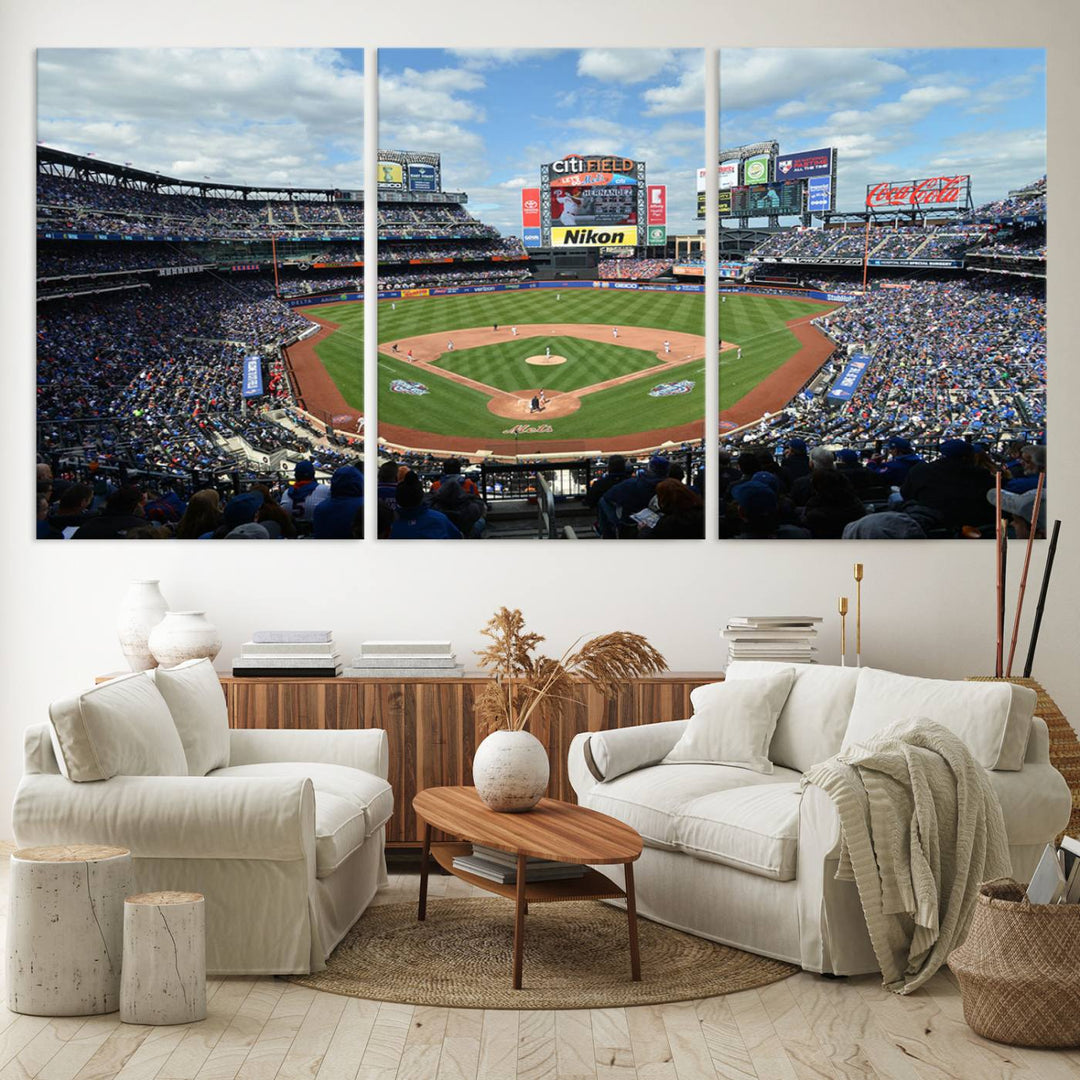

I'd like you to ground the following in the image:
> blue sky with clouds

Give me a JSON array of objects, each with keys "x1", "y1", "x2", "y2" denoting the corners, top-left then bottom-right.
[
  {"x1": 37, "y1": 49, "x2": 365, "y2": 189},
  {"x1": 378, "y1": 49, "x2": 704, "y2": 235},
  {"x1": 720, "y1": 48, "x2": 1046, "y2": 214}
]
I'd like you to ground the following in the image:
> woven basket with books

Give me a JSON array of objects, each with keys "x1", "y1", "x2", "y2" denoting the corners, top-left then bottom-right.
[{"x1": 949, "y1": 879, "x2": 1080, "y2": 1048}]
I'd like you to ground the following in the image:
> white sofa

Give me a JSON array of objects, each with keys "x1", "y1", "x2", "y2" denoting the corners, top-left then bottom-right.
[
  {"x1": 12, "y1": 661, "x2": 392, "y2": 976},
  {"x1": 568, "y1": 663, "x2": 1072, "y2": 976}
]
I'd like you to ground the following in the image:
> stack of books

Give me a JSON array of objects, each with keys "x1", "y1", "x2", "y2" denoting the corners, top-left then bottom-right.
[
  {"x1": 1027, "y1": 836, "x2": 1080, "y2": 904},
  {"x1": 344, "y1": 641, "x2": 464, "y2": 679},
  {"x1": 451, "y1": 844, "x2": 587, "y2": 885},
  {"x1": 723, "y1": 616, "x2": 822, "y2": 665},
  {"x1": 232, "y1": 631, "x2": 341, "y2": 677}
]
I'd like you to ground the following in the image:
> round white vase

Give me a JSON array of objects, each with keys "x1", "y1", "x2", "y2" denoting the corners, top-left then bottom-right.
[
  {"x1": 148, "y1": 611, "x2": 222, "y2": 669},
  {"x1": 472, "y1": 729, "x2": 550, "y2": 812},
  {"x1": 116, "y1": 580, "x2": 169, "y2": 672}
]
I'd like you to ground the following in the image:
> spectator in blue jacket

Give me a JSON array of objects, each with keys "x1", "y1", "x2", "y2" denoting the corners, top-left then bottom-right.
[
  {"x1": 312, "y1": 466, "x2": 364, "y2": 539},
  {"x1": 598, "y1": 455, "x2": 670, "y2": 538},
  {"x1": 390, "y1": 471, "x2": 461, "y2": 539}
]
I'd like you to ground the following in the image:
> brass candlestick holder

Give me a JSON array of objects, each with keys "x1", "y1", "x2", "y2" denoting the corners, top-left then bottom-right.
[
  {"x1": 838, "y1": 596, "x2": 849, "y2": 667},
  {"x1": 853, "y1": 563, "x2": 864, "y2": 667}
]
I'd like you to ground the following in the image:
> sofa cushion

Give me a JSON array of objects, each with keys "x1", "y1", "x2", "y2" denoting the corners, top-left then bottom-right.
[
  {"x1": 311, "y1": 792, "x2": 369, "y2": 878},
  {"x1": 49, "y1": 672, "x2": 187, "y2": 781},
  {"x1": 582, "y1": 762, "x2": 802, "y2": 852},
  {"x1": 725, "y1": 661, "x2": 859, "y2": 772},
  {"x1": 150, "y1": 659, "x2": 230, "y2": 775},
  {"x1": 843, "y1": 668, "x2": 1036, "y2": 771},
  {"x1": 210, "y1": 762, "x2": 393, "y2": 838},
  {"x1": 663, "y1": 670, "x2": 795, "y2": 774},
  {"x1": 677, "y1": 783, "x2": 802, "y2": 881}
]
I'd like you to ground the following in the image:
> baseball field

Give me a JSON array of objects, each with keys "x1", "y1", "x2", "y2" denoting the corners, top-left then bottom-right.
[{"x1": 286, "y1": 288, "x2": 837, "y2": 453}]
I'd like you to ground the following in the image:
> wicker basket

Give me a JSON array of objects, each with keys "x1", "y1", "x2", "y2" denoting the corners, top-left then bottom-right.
[{"x1": 949, "y1": 879, "x2": 1080, "y2": 1048}]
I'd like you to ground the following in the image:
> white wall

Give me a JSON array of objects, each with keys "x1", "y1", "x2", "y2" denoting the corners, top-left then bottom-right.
[{"x1": 3, "y1": 0, "x2": 1078, "y2": 836}]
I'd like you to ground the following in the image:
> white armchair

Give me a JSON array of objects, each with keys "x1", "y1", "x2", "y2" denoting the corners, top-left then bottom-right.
[{"x1": 12, "y1": 663, "x2": 392, "y2": 975}]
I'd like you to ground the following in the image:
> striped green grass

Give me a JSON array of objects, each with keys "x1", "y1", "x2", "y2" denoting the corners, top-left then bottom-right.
[
  {"x1": 719, "y1": 293, "x2": 834, "y2": 410},
  {"x1": 378, "y1": 288, "x2": 704, "y2": 340},
  {"x1": 376, "y1": 288, "x2": 704, "y2": 442},
  {"x1": 310, "y1": 301, "x2": 364, "y2": 410},
  {"x1": 431, "y1": 336, "x2": 661, "y2": 394},
  {"x1": 379, "y1": 352, "x2": 704, "y2": 442}
]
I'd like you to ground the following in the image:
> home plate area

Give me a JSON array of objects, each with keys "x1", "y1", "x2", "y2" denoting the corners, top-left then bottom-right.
[{"x1": 486, "y1": 390, "x2": 581, "y2": 420}]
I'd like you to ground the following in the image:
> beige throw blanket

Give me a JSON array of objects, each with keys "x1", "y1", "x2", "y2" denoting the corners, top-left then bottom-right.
[{"x1": 802, "y1": 718, "x2": 1011, "y2": 994}]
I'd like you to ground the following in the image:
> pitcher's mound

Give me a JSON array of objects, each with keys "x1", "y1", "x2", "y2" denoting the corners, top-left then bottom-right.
[
  {"x1": 525, "y1": 354, "x2": 567, "y2": 366},
  {"x1": 486, "y1": 391, "x2": 581, "y2": 420}
]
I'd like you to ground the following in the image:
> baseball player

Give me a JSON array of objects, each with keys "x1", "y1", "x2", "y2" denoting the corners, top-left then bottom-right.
[
  {"x1": 663, "y1": 340, "x2": 671, "y2": 355},
  {"x1": 511, "y1": 326, "x2": 518, "y2": 337},
  {"x1": 545, "y1": 346, "x2": 551, "y2": 358},
  {"x1": 555, "y1": 189, "x2": 581, "y2": 226},
  {"x1": 391, "y1": 302, "x2": 396, "y2": 311},
  {"x1": 612, "y1": 327, "x2": 619, "y2": 339},
  {"x1": 447, "y1": 340, "x2": 454, "y2": 351},
  {"x1": 737, "y1": 347, "x2": 742, "y2": 360}
]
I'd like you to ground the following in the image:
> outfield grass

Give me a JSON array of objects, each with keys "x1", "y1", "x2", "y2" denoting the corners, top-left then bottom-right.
[
  {"x1": 310, "y1": 301, "x2": 364, "y2": 410},
  {"x1": 378, "y1": 288, "x2": 703, "y2": 341},
  {"x1": 431, "y1": 336, "x2": 661, "y2": 393},
  {"x1": 719, "y1": 293, "x2": 833, "y2": 410}
]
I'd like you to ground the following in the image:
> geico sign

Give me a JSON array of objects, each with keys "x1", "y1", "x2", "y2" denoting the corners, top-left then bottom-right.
[
  {"x1": 866, "y1": 176, "x2": 969, "y2": 207},
  {"x1": 551, "y1": 226, "x2": 636, "y2": 246},
  {"x1": 551, "y1": 156, "x2": 635, "y2": 175}
]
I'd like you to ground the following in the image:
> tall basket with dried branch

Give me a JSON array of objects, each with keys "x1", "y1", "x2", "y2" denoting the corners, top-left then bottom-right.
[{"x1": 471, "y1": 607, "x2": 666, "y2": 811}]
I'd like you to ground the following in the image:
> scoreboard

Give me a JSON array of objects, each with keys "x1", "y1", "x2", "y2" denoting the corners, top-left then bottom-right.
[{"x1": 719, "y1": 181, "x2": 803, "y2": 218}]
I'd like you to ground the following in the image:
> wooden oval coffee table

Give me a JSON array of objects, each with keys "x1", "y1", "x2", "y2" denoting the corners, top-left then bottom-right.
[{"x1": 413, "y1": 786, "x2": 644, "y2": 990}]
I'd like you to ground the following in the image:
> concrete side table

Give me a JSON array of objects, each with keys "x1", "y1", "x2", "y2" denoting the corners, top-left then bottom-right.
[
  {"x1": 120, "y1": 891, "x2": 207, "y2": 1025},
  {"x1": 7, "y1": 844, "x2": 132, "y2": 1015}
]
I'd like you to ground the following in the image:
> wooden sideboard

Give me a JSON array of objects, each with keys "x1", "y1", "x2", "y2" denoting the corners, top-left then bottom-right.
[{"x1": 220, "y1": 672, "x2": 722, "y2": 848}]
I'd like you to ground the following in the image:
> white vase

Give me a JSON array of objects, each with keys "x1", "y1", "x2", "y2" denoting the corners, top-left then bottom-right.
[
  {"x1": 148, "y1": 611, "x2": 222, "y2": 669},
  {"x1": 472, "y1": 729, "x2": 550, "y2": 812},
  {"x1": 116, "y1": 580, "x2": 169, "y2": 672}
]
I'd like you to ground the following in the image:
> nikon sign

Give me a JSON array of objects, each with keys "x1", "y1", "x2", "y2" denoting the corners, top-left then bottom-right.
[{"x1": 550, "y1": 225, "x2": 637, "y2": 247}]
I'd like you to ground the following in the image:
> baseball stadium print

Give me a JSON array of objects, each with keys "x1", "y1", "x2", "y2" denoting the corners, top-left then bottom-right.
[
  {"x1": 715, "y1": 48, "x2": 1046, "y2": 541},
  {"x1": 36, "y1": 48, "x2": 366, "y2": 540},
  {"x1": 377, "y1": 48, "x2": 705, "y2": 539}
]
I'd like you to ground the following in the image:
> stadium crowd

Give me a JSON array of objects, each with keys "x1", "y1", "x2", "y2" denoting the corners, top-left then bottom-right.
[
  {"x1": 713, "y1": 437, "x2": 1045, "y2": 540},
  {"x1": 598, "y1": 258, "x2": 674, "y2": 280}
]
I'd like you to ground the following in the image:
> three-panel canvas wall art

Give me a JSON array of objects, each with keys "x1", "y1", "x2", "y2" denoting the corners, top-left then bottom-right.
[{"x1": 35, "y1": 48, "x2": 1046, "y2": 540}]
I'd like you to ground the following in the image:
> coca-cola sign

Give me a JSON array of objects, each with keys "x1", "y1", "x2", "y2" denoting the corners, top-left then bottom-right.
[{"x1": 865, "y1": 175, "x2": 970, "y2": 208}]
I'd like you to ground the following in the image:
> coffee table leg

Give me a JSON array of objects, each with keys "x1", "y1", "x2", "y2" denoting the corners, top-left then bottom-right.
[
  {"x1": 512, "y1": 852, "x2": 527, "y2": 989},
  {"x1": 625, "y1": 861, "x2": 641, "y2": 981},
  {"x1": 417, "y1": 822, "x2": 432, "y2": 922}
]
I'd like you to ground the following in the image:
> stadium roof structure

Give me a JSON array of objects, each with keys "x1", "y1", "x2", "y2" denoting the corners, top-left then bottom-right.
[{"x1": 37, "y1": 146, "x2": 349, "y2": 201}]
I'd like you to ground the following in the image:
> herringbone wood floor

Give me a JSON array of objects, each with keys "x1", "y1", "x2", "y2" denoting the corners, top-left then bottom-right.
[{"x1": 1, "y1": 852, "x2": 1078, "y2": 1080}]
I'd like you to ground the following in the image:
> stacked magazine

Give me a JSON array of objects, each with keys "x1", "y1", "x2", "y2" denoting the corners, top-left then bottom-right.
[
  {"x1": 232, "y1": 631, "x2": 341, "y2": 677},
  {"x1": 344, "y1": 640, "x2": 464, "y2": 679},
  {"x1": 452, "y1": 844, "x2": 587, "y2": 885},
  {"x1": 1026, "y1": 836, "x2": 1080, "y2": 904},
  {"x1": 723, "y1": 616, "x2": 822, "y2": 665}
]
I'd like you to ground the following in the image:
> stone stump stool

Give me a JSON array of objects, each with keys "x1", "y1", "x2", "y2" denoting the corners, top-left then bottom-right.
[
  {"x1": 7, "y1": 844, "x2": 132, "y2": 1015},
  {"x1": 120, "y1": 891, "x2": 207, "y2": 1025}
]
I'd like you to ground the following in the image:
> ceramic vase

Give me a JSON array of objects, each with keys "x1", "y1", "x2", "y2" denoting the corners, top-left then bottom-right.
[
  {"x1": 472, "y1": 729, "x2": 549, "y2": 812},
  {"x1": 148, "y1": 611, "x2": 222, "y2": 669},
  {"x1": 116, "y1": 580, "x2": 169, "y2": 671}
]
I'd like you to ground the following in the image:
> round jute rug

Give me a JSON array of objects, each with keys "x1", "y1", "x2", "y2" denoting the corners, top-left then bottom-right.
[{"x1": 287, "y1": 898, "x2": 797, "y2": 1009}]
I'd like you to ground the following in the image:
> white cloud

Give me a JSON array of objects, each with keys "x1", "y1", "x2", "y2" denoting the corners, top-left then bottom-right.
[
  {"x1": 37, "y1": 48, "x2": 366, "y2": 188},
  {"x1": 448, "y1": 49, "x2": 564, "y2": 70},
  {"x1": 577, "y1": 49, "x2": 675, "y2": 84},
  {"x1": 643, "y1": 54, "x2": 704, "y2": 117},
  {"x1": 498, "y1": 177, "x2": 528, "y2": 189},
  {"x1": 721, "y1": 49, "x2": 907, "y2": 113}
]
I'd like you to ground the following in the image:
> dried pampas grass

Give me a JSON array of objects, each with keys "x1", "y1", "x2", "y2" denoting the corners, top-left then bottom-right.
[{"x1": 475, "y1": 607, "x2": 666, "y2": 734}]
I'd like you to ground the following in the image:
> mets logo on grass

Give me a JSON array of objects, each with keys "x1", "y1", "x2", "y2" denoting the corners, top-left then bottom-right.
[
  {"x1": 649, "y1": 380, "x2": 695, "y2": 398},
  {"x1": 390, "y1": 380, "x2": 429, "y2": 396}
]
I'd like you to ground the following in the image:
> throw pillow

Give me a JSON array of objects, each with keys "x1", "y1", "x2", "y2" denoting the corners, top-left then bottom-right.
[
  {"x1": 150, "y1": 658, "x2": 231, "y2": 775},
  {"x1": 663, "y1": 670, "x2": 796, "y2": 774},
  {"x1": 49, "y1": 672, "x2": 188, "y2": 781},
  {"x1": 842, "y1": 668, "x2": 1037, "y2": 771}
]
